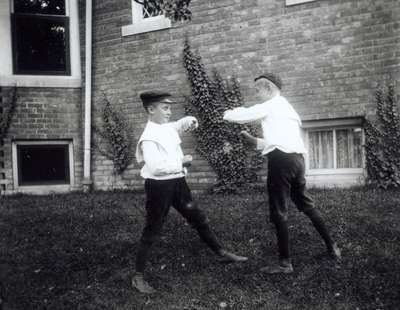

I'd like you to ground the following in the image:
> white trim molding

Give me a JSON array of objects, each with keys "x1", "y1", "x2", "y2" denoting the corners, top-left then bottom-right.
[
  {"x1": 121, "y1": 0, "x2": 171, "y2": 37},
  {"x1": 12, "y1": 140, "x2": 75, "y2": 194},
  {"x1": 302, "y1": 117, "x2": 364, "y2": 129},
  {"x1": 0, "y1": 0, "x2": 81, "y2": 88},
  {"x1": 286, "y1": 0, "x2": 317, "y2": 6}
]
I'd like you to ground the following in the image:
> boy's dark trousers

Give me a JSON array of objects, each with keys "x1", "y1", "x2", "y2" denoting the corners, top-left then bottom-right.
[
  {"x1": 266, "y1": 149, "x2": 334, "y2": 260},
  {"x1": 135, "y1": 177, "x2": 222, "y2": 273}
]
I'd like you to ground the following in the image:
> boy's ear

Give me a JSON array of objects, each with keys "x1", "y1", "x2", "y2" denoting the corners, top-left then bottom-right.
[{"x1": 147, "y1": 105, "x2": 155, "y2": 113}]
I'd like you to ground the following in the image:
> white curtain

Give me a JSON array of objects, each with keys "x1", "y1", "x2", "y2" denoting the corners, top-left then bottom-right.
[
  {"x1": 336, "y1": 128, "x2": 362, "y2": 168},
  {"x1": 309, "y1": 130, "x2": 334, "y2": 169},
  {"x1": 309, "y1": 128, "x2": 362, "y2": 169}
]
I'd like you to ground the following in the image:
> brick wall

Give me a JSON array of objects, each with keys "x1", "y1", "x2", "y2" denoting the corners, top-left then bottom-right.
[
  {"x1": 89, "y1": 0, "x2": 400, "y2": 191},
  {"x1": 0, "y1": 87, "x2": 7, "y2": 193},
  {"x1": 1, "y1": 87, "x2": 83, "y2": 193}
]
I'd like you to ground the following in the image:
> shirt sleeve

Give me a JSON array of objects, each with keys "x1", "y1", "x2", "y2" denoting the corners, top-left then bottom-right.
[
  {"x1": 141, "y1": 140, "x2": 183, "y2": 176},
  {"x1": 172, "y1": 116, "x2": 198, "y2": 133},
  {"x1": 256, "y1": 138, "x2": 266, "y2": 151},
  {"x1": 223, "y1": 102, "x2": 270, "y2": 124}
]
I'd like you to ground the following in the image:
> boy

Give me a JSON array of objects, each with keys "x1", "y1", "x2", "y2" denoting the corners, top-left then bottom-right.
[
  {"x1": 223, "y1": 74, "x2": 341, "y2": 274},
  {"x1": 132, "y1": 91, "x2": 248, "y2": 294}
]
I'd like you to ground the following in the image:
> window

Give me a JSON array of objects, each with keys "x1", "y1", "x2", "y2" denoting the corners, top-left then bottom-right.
[
  {"x1": 121, "y1": 0, "x2": 171, "y2": 37},
  {"x1": 0, "y1": 0, "x2": 81, "y2": 87},
  {"x1": 302, "y1": 118, "x2": 366, "y2": 187},
  {"x1": 12, "y1": 140, "x2": 74, "y2": 191},
  {"x1": 17, "y1": 144, "x2": 70, "y2": 185},
  {"x1": 12, "y1": 0, "x2": 69, "y2": 75},
  {"x1": 308, "y1": 127, "x2": 363, "y2": 170}
]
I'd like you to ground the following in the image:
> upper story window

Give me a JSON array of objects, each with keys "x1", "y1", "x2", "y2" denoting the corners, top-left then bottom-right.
[
  {"x1": 0, "y1": 0, "x2": 81, "y2": 88},
  {"x1": 121, "y1": 0, "x2": 171, "y2": 37},
  {"x1": 12, "y1": 0, "x2": 70, "y2": 75}
]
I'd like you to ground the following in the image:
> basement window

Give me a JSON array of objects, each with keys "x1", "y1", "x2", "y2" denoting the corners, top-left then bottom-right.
[
  {"x1": 12, "y1": 141, "x2": 74, "y2": 189},
  {"x1": 302, "y1": 118, "x2": 365, "y2": 175},
  {"x1": 307, "y1": 128, "x2": 363, "y2": 170},
  {"x1": 121, "y1": 0, "x2": 171, "y2": 36}
]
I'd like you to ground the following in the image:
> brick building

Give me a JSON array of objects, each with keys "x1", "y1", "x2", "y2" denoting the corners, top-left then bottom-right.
[{"x1": 0, "y1": 0, "x2": 399, "y2": 194}]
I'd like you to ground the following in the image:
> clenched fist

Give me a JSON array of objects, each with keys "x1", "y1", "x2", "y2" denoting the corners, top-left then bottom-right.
[{"x1": 184, "y1": 119, "x2": 198, "y2": 132}]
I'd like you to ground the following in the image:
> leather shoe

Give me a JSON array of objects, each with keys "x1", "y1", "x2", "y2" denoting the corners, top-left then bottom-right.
[
  {"x1": 218, "y1": 250, "x2": 248, "y2": 263},
  {"x1": 328, "y1": 243, "x2": 341, "y2": 260},
  {"x1": 260, "y1": 262, "x2": 294, "y2": 274},
  {"x1": 132, "y1": 273, "x2": 156, "y2": 294}
]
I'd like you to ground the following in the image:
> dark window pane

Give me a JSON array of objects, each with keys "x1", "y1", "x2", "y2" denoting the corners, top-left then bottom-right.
[
  {"x1": 13, "y1": 15, "x2": 68, "y2": 74},
  {"x1": 18, "y1": 145, "x2": 70, "y2": 185},
  {"x1": 143, "y1": 2, "x2": 163, "y2": 18},
  {"x1": 14, "y1": 0, "x2": 65, "y2": 15}
]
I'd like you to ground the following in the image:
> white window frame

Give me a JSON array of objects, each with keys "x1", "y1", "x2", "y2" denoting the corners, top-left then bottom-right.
[
  {"x1": 12, "y1": 140, "x2": 75, "y2": 193},
  {"x1": 0, "y1": 0, "x2": 81, "y2": 88},
  {"x1": 121, "y1": 0, "x2": 171, "y2": 37},
  {"x1": 303, "y1": 118, "x2": 365, "y2": 176},
  {"x1": 286, "y1": 0, "x2": 317, "y2": 6}
]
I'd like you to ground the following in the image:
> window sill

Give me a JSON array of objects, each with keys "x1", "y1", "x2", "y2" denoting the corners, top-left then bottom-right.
[
  {"x1": 12, "y1": 184, "x2": 73, "y2": 194},
  {"x1": 0, "y1": 75, "x2": 82, "y2": 88},
  {"x1": 286, "y1": 0, "x2": 316, "y2": 6},
  {"x1": 307, "y1": 168, "x2": 364, "y2": 176},
  {"x1": 121, "y1": 15, "x2": 171, "y2": 36}
]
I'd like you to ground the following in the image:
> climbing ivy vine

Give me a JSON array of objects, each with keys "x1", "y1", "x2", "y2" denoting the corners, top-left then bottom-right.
[
  {"x1": 93, "y1": 94, "x2": 135, "y2": 174},
  {"x1": 0, "y1": 87, "x2": 17, "y2": 141},
  {"x1": 183, "y1": 39, "x2": 263, "y2": 193},
  {"x1": 365, "y1": 83, "x2": 400, "y2": 188}
]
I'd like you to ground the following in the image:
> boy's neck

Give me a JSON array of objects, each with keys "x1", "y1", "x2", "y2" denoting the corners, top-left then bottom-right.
[
  {"x1": 148, "y1": 117, "x2": 164, "y2": 125},
  {"x1": 271, "y1": 89, "x2": 280, "y2": 98},
  {"x1": 264, "y1": 91, "x2": 280, "y2": 102}
]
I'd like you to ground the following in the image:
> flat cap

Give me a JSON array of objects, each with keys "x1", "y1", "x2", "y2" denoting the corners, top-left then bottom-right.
[
  {"x1": 139, "y1": 91, "x2": 174, "y2": 108},
  {"x1": 254, "y1": 73, "x2": 283, "y2": 90}
]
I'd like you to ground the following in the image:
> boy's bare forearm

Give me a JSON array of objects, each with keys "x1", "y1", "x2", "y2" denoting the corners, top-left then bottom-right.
[{"x1": 240, "y1": 130, "x2": 258, "y2": 148}]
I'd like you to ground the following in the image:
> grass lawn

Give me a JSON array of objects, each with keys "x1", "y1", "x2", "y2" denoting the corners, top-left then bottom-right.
[{"x1": 0, "y1": 187, "x2": 399, "y2": 310}]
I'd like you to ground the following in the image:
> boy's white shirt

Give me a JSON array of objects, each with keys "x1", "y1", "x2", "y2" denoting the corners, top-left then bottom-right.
[
  {"x1": 223, "y1": 94, "x2": 307, "y2": 155},
  {"x1": 136, "y1": 116, "x2": 198, "y2": 180}
]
